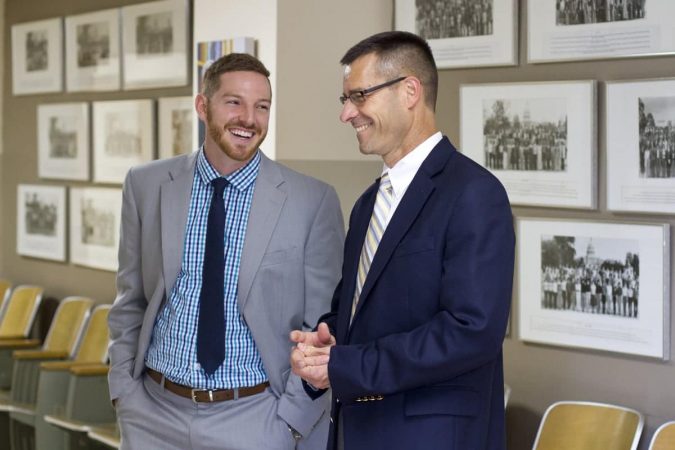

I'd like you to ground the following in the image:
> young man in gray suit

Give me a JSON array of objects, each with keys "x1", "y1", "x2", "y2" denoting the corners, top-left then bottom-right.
[{"x1": 108, "y1": 53, "x2": 344, "y2": 450}]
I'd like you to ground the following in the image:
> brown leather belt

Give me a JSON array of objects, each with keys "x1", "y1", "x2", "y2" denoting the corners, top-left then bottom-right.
[{"x1": 146, "y1": 368, "x2": 269, "y2": 403}]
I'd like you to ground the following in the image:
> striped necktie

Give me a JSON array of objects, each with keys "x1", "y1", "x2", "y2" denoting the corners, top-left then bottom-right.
[{"x1": 351, "y1": 172, "x2": 393, "y2": 320}]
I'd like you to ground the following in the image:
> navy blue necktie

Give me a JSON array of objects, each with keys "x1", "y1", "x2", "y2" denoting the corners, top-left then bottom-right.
[{"x1": 197, "y1": 177, "x2": 229, "y2": 375}]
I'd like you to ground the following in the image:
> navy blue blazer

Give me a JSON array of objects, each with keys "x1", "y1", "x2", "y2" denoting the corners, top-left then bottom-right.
[{"x1": 314, "y1": 137, "x2": 515, "y2": 450}]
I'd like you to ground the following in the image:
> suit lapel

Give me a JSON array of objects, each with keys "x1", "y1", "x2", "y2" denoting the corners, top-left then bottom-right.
[
  {"x1": 160, "y1": 153, "x2": 198, "y2": 300},
  {"x1": 351, "y1": 138, "x2": 453, "y2": 323},
  {"x1": 238, "y1": 153, "x2": 286, "y2": 311}
]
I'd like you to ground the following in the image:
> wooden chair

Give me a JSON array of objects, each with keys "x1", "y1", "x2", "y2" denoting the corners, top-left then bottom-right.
[
  {"x1": 33, "y1": 304, "x2": 112, "y2": 450},
  {"x1": 649, "y1": 421, "x2": 675, "y2": 450},
  {"x1": 533, "y1": 401, "x2": 643, "y2": 450},
  {"x1": 0, "y1": 296, "x2": 93, "y2": 450}
]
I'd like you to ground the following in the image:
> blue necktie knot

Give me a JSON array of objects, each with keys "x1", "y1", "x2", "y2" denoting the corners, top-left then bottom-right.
[{"x1": 211, "y1": 177, "x2": 229, "y2": 196}]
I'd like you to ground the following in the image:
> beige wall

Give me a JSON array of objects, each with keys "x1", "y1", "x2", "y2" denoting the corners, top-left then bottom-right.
[{"x1": 2, "y1": 1, "x2": 674, "y2": 448}]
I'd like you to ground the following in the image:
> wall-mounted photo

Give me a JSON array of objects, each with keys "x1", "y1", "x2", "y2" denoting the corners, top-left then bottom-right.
[
  {"x1": 65, "y1": 9, "x2": 121, "y2": 92},
  {"x1": 460, "y1": 80, "x2": 597, "y2": 209},
  {"x1": 37, "y1": 102, "x2": 90, "y2": 181},
  {"x1": 121, "y1": 0, "x2": 188, "y2": 89},
  {"x1": 517, "y1": 218, "x2": 670, "y2": 360},
  {"x1": 158, "y1": 96, "x2": 193, "y2": 158},
  {"x1": 69, "y1": 187, "x2": 122, "y2": 272},
  {"x1": 395, "y1": 0, "x2": 517, "y2": 68},
  {"x1": 11, "y1": 17, "x2": 63, "y2": 95},
  {"x1": 607, "y1": 78, "x2": 675, "y2": 214},
  {"x1": 529, "y1": 1, "x2": 675, "y2": 63},
  {"x1": 193, "y1": 37, "x2": 255, "y2": 149},
  {"x1": 93, "y1": 100, "x2": 154, "y2": 184},
  {"x1": 17, "y1": 184, "x2": 66, "y2": 262}
]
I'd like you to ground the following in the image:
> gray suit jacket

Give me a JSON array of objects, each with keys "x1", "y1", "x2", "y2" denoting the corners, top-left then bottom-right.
[{"x1": 108, "y1": 151, "x2": 344, "y2": 444}]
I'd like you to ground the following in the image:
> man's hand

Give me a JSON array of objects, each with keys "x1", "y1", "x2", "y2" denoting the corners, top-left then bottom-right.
[{"x1": 289, "y1": 323, "x2": 335, "y2": 389}]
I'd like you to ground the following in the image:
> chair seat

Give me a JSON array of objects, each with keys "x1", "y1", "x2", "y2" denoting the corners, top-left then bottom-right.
[
  {"x1": 88, "y1": 422, "x2": 121, "y2": 449},
  {"x1": 44, "y1": 413, "x2": 92, "y2": 432}
]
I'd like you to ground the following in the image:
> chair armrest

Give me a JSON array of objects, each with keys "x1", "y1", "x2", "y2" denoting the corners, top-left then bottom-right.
[
  {"x1": 13, "y1": 350, "x2": 68, "y2": 360},
  {"x1": 0, "y1": 339, "x2": 41, "y2": 349},
  {"x1": 70, "y1": 364, "x2": 109, "y2": 376}
]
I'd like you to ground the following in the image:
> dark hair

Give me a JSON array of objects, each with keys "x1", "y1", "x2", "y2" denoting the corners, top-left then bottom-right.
[
  {"x1": 202, "y1": 53, "x2": 271, "y2": 98},
  {"x1": 340, "y1": 31, "x2": 438, "y2": 110}
]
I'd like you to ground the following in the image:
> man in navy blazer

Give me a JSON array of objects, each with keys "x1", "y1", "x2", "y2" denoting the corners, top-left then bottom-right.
[{"x1": 291, "y1": 31, "x2": 515, "y2": 450}]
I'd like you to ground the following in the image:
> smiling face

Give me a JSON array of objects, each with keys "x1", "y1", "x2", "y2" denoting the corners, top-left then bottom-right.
[
  {"x1": 339, "y1": 53, "x2": 411, "y2": 167},
  {"x1": 196, "y1": 70, "x2": 271, "y2": 174}
]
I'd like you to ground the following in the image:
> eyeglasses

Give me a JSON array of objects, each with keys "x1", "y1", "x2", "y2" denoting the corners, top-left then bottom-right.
[{"x1": 339, "y1": 76, "x2": 407, "y2": 105}]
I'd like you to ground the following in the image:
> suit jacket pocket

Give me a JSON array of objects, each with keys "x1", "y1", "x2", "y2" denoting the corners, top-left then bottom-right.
[
  {"x1": 404, "y1": 385, "x2": 479, "y2": 417},
  {"x1": 394, "y1": 237, "x2": 434, "y2": 258}
]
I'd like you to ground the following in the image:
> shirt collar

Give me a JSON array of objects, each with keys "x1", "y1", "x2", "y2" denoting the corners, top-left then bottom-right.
[
  {"x1": 196, "y1": 146, "x2": 261, "y2": 192},
  {"x1": 382, "y1": 131, "x2": 442, "y2": 198}
]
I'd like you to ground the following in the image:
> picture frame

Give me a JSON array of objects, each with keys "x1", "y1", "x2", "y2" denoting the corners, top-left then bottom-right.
[
  {"x1": 121, "y1": 0, "x2": 189, "y2": 90},
  {"x1": 37, "y1": 102, "x2": 90, "y2": 181},
  {"x1": 528, "y1": 1, "x2": 675, "y2": 63},
  {"x1": 517, "y1": 217, "x2": 670, "y2": 360},
  {"x1": 65, "y1": 8, "x2": 121, "y2": 92},
  {"x1": 158, "y1": 96, "x2": 194, "y2": 159},
  {"x1": 606, "y1": 78, "x2": 675, "y2": 214},
  {"x1": 394, "y1": 0, "x2": 518, "y2": 69},
  {"x1": 11, "y1": 17, "x2": 63, "y2": 95},
  {"x1": 69, "y1": 187, "x2": 122, "y2": 272},
  {"x1": 460, "y1": 80, "x2": 597, "y2": 209},
  {"x1": 193, "y1": 37, "x2": 255, "y2": 149},
  {"x1": 17, "y1": 184, "x2": 66, "y2": 262},
  {"x1": 92, "y1": 99, "x2": 154, "y2": 184}
]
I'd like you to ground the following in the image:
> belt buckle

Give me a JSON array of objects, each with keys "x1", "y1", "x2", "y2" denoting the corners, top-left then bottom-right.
[{"x1": 191, "y1": 388, "x2": 215, "y2": 403}]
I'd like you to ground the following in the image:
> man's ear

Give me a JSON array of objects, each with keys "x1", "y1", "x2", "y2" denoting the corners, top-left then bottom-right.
[
  {"x1": 195, "y1": 93, "x2": 208, "y2": 121},
  {"x1": 403, "y1": 76, "x2": 423, "y2": 109}
]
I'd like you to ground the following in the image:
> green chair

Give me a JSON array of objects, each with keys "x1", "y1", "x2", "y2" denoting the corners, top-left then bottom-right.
[
  {"x1": 0, "y1": 280, "x2": 13, "y2": 322},
  {"x1": 34, "y1": 305, "x2": 112, "y2": 450},
  {"x1": 649, "y1": 421, "x2": 675, "y2": 450},
  {"x1": 1, "y1": 296, "x2": 93, "y2": 450}
]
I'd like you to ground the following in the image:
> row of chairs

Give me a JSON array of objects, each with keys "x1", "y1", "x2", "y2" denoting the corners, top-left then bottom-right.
[
  {"x1": 532, "y1": 401, "x2": 675, "y2": 450},
  {"x1": 0, "y1": 281, "x2": 119, "y2": 449}
]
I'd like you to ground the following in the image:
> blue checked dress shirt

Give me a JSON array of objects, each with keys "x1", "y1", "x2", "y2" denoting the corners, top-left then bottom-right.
[{"x1": 146, "y1": 149, "x2": 267, "y2": 389}]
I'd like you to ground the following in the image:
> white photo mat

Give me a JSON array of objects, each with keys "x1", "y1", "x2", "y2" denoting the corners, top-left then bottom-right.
[
  {"x1": 606, "y1": 78, "x2": 675, "y2": 214},
  {"x1": 11, "y1": 17, "x2": 63, "y2": 95},
  {"x1": 528, "y1": 1, "x2": 675, "y2": 63},
  {"x1": 93, "y1": 99, "x2": 155, "y2": 184},
  {"x1": 158, "y1": 96, "x2": 194, "y2": 158},
  {"x1": 17, "y1": 184, "x2": 66, "y2": 262},
  {"x1": 122, "y1": 0, "x2": 188, "y2": 89},
  {"x1": 69, "y1": 187, "x2": 122, "y2": 272},
  {"x1": 517, "y1": 218, "x2": 670, "y2": 360},
  {"x1": 395, "y1": 0, "x2": 517, "y2": 68},
  {"x1": 65, "y1": 8, "x2": 121, "y2": 92},
  {"x1": 37, "y1": 102, "x2": 90, "y2": 181},
  {"x1": 460, "y1": 80, "x2": 597, "y2": 209}
]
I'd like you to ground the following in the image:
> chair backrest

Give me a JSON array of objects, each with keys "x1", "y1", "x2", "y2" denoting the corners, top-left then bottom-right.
[
  {"x1": 73, "y1": 304, "x2": 112, "y2": 364},
  {"x1": 649, "y1": 421, "x2": 675, "y2": 450},
  {"x1": 533, "y1": 401, "x2": 644, "y2": 450},
  {"x1": 504, "y1": 384, "x2": 511, "y2": 408},
  {"x1": 42, "y1": 297, "x2": 94, "y2": 357},
  {"x1": 0, "y1": 285, "x2": 44, "y2": 338},
  {"x1": 0, "y1": 279, "x2": 12, "y2": 321}
]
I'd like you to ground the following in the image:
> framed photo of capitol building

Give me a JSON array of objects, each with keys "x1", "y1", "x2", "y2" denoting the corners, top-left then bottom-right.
[
  {"x1": 395, "y1": 0, "x2": 517, "y2": 68},
  {"x1": 460, "y1": 80, "x2": 597, "y2": 209},
  {"x1": 528, "y1": 0, "x2": 675, "y2": 63},
  {"x1": 606, "y1": 78, "x2": 675, "y2": 214},
  {"x1": 16, "y1": 184, "x2": 66, "y2": 262},
  {"x1": 37, "y1": 102, "x2": 90, "y2": 181},
  {"x1": 517, "y1": 218, "x2": 670, "y2": 360},
  {"x1": 11, "y1": 17, "x2": 63, "y2": 95}
]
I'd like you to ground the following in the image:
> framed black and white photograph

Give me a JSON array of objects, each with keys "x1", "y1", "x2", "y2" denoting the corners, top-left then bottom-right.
[
  {"x1": 529, "y1": 1, "x2": 675, "y2": 63},
  {"x1": 193, "y1": 37, "x2": 255, "y2": 149},
  {"x1": 460, "y1": 81, "x2": 597, "y2": 209},
  {"x1": 517, "y1": 218, "x2": 670, "y2": 360},
  {"x1": 158, "y1": 96, "x2": 193, "y2": 159},
  {"x1": 65, "y1": 9, "x2": 121, "y2": 92},
  {"x1": 37, "y1": 102, "x2": 89, "y2": 181},
  {"x1": 17, "y1": 184, "x2": 66, "y2": 262},
  {"x1": 69, "y1": 187, "x2": 122, "y2": 272},
  {"x1": 11, "y1": 18, "x2": 63, "y2": 95},
  {"x1": 607, "y1": 78, "x2": 675, "y2": 214},
  {"x1": 121, "y1": 0, "x2": 188, "y2": 89},
  {"x1": 93, "y1": 99, "x2": 154, "y2": 184},
  {"x1": 394, "y1": 0, "x2": 517, "y2": 68}
]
